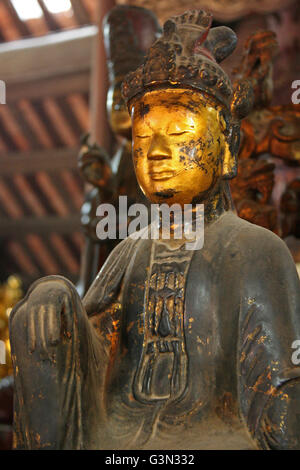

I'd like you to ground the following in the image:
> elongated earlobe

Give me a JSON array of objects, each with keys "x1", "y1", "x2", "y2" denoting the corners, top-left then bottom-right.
[{"x1": 222, "y1": 139, "x2": 237, "y2": 179}]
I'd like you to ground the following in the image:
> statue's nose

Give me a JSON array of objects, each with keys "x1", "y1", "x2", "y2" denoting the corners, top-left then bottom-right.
[{"x1": 147, "y1": 133, "x2": 172, "y2": 160}]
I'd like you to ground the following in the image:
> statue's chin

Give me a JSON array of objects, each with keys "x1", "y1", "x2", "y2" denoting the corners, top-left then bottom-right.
[
  {"x1": 148, "y1": 191, "x2": 194, "y2": 207},
  {"x1": 147, "y1": 187, "x2": 217, "y2": 206}
]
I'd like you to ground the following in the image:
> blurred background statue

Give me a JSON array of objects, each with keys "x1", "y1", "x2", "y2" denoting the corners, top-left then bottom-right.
[
  {"x1": 231, "y1": 30, "x2": 300, "y2": 236},
  {"x1": 77, "y1": 5, "x2": 161, "y2": 295},
  {"x1": 230, "y1": 29, "x2": 300, "y2": 276}
]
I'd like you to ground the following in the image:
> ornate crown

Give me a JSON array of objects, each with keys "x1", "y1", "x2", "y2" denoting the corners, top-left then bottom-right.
[
  {"x1": 122, "y1": 10, "x2": 239, "y2": 109},
  {"x1": 103, "y1": 5, "x2": 161, "y2": 84}
]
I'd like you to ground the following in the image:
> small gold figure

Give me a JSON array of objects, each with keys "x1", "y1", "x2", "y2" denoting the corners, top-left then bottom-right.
[{"x1": 0, "y1": 276, "x2": 22, "y2": 378}]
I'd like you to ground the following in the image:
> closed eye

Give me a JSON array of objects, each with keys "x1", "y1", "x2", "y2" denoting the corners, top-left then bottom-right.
[
  {"x1": 136, "y1": 134, "x2": 151, "y2": 139},
  {"x1": 168, "y1": 131, "x2": 189, "y2": 136}
]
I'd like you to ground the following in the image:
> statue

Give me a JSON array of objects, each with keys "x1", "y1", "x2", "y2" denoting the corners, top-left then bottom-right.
[
  {"x1": 78, "y1": 6, "x2": 161, "y2": 295},
  {"x1": 10, "y1": 10, "x2": 300, "y2": 450}
]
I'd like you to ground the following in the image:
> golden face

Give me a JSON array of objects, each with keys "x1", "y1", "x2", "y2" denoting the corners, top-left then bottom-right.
[
  {"x1": 131, "y1": 88, "x2": 233, "y2": 206},
  {"x1": 107, "y1": 83, "x2": 131, "y2": 139}
]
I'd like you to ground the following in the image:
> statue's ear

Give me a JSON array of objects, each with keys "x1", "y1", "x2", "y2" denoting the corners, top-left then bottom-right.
[
  {"x1": 222, "y1": 139, "x2": 237, "y2": 180},
  {"x1": 218, "y1": 114, "x2": 238, "y2": 180},
  {"x1": 221, "y1": 79, "x2": 254, "y2": 180}
]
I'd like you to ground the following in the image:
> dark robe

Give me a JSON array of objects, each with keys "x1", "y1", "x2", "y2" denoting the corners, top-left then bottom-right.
[{"x1": 10, "y1": 211, "x2": 300, "y2": 449}]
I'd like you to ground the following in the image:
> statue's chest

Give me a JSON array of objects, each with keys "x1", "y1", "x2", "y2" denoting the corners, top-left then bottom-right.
[{"x1": 130, "y1": 240, "x2": 194, "y2": 404}]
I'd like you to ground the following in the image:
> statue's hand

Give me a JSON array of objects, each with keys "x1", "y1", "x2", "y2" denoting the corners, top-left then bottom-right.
[
  {"x1": 78, "y1": 133, "x2": 113, "y2": 193},
  {"x1": 25, "y1": 280, "x2": 74, "y2": 357}
]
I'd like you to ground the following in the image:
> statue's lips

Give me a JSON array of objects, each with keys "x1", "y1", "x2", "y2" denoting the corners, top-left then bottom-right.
[{"x1": 149, "y1": 170, "x2": 176, "y2": 181}]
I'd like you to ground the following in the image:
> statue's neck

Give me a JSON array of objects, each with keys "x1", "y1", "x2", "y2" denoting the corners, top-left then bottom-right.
[
  {"x1": 156, "y1": 180, "x2": 234, "y2": 241},
  {"x1": 202, "y1": 180, "x2": 234, "y2": 225}
]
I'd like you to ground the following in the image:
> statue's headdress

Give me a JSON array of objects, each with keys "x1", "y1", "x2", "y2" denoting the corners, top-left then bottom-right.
[
  {"x1": 122, "y1": 10, "x2": 253, "y2": 120},
  {"x1": 103, "y1": 5, "x2": 161, "y2": 84}
]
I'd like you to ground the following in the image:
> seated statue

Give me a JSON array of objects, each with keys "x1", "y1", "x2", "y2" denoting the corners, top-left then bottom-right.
[{"x1": 10, "y1": 10, "x2": 300, "y2": 450}]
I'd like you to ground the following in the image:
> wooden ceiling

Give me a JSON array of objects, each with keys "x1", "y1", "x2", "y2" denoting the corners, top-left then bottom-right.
[
  {"x1": 0, "y1": 0, "x2": 97, "y2": 41},
  {"x1": 117, "y1": 0, "x2": 295, "y2": 22},
  {"x1": 0, "y1": 0, "x2": 98, "y2": 286}
]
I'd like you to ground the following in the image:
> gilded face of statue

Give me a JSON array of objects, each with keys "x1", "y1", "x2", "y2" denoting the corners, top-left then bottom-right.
[
  {"x1": 131, "y1": 88, "x2": 232, "y2": 206},
  {"x1": 107, "y1": 83, "x2": 131, "y2": 139}
]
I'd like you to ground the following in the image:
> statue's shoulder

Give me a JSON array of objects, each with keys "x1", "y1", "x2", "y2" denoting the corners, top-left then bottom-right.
[
  {"x1": 219, "y1": 211, "x2": 292, "y2": 261},
  {"x1": 83, "y1": 235, "x2": 139, "y2": 315},
  {"x1": 213, "y1": 212, "x2": 299, "y2": 301}
]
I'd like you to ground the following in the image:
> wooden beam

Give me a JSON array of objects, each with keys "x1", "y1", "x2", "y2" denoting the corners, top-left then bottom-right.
[
  {"x1": 37, "y1": 0, "x2": 61, "y2": 31},
  {"x1": 0, "y1": 25, "x2": 97, "y2": 83},
  {"x1": 0, "y1": 26, "x2": 97, "y2": 101},
  {"x1": 7, "y1": 72, "x2": 90, "y2": 103},
  {"x1": 0, "y1": 148, "x2": 78, "y2": 175},
  {"x1": 70, "y1": 0, "x2": 90, "y2": 25},
  {"x1": 0, "y1": 215, "x2": 81, "y2": 237},
  {"x1": 3, "y1": 0, "x2": 32, "y2": 38}
]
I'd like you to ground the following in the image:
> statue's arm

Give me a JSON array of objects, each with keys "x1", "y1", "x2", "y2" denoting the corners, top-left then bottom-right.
[
  {"x1": 9, "y1": 275, "x2": 99, "y2": 449},
  {"x1": 9, "y1": 237, "x2": 135, "y2": 449},
  {"x1": 238, "y1": 229, "x2": 300, "y2": 450},
  {"x1": 83, "y1": 236, "x2": 136, "y2": 318},
  {"x1": 10, "y1": 275, "x2": 93, "y2": 360},
  {"x1": 255, "y1": 374, "x2": 300, "y2": 450},
  {"x1": 79, "y1": 236, "x2": 136, "y2": 360}
]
